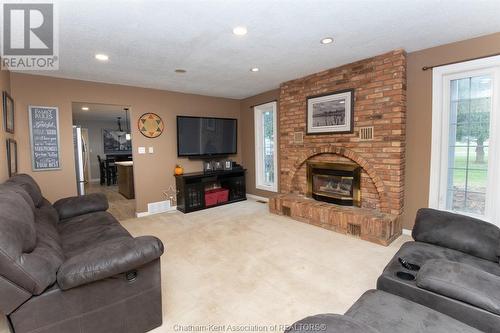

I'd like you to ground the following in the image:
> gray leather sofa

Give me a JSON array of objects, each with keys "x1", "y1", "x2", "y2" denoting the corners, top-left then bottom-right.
[
  {"x1": 286, "y1": 290, "x2": 481, "y2": 333},
  {"x1": 378, "y1": 208, "x2": 500, "y2": 332},
  {"x1": 286, "y1": 208, "x2": 500, "y2": 332},
  {"x1": 0, "y1": 174, "x2": 164, "y2": 333}
]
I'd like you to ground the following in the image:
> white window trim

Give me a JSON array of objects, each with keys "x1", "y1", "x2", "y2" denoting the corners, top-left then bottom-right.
[
  {"x1": 430, "y1": 55, "x2": 500, "y2": 223},
  {"x1": 254, "y1": 101, "x2": 278, "y2": 192}
]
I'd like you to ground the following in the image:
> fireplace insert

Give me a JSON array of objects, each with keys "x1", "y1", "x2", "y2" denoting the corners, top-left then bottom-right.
[{"x1": 307, "y1": 162, "x2": 361, "y2": 206}]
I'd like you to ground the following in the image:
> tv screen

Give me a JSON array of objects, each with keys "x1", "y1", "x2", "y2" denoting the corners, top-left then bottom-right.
[{"x1": 177, "y1": 116, "x2": 237, "y2": 157}]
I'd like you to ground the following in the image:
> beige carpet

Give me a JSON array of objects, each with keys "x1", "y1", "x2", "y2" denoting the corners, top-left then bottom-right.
[{"x1": 0, "y1": 199, "x2": 409, "y2": 332}]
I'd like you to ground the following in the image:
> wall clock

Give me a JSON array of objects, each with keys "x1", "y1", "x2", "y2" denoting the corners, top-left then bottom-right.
[{"x1": 138, "y1": 113, "x2": 164, "y2": 138}]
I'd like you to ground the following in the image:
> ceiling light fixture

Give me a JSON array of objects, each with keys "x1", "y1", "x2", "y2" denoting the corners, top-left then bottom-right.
[
  {"x1": 233, "y1": 26, "x2": 247, "y2": 36},
  {"x1": 175, "y1": 69, "x2": 187, "y2": 73},
  {"x1": 95, "y1": 54, "x2": 109, "y2": 61},
  {"x1": 81, "y1": 106, "x2": 89, "y2": 111},
  {"x1": 320, "y1": 37, "x2": 334, "y2": 44},
  {"x1": 250, "y1": 67, "x2": 259, "y2": 72}
]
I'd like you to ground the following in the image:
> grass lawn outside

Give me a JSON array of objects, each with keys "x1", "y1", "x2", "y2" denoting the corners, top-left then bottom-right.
[{"x1": 450, "y1": 144, "x2": 488, "y2": 190}]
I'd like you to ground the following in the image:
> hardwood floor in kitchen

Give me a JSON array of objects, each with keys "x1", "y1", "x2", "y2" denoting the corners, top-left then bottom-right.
[{"x1": 85, "y1": 182, "x2": 136, "y2": 221}]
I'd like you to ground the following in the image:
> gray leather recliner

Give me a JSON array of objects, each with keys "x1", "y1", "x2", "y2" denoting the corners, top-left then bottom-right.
[
  {"x1": 377, "y1": 208, "x2": 500, "y2": 332},
  {"x1": 0, "y1": 174, "x2": 164, "y2": 333}
]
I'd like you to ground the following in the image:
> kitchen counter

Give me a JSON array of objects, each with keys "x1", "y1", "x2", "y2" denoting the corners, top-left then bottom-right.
[
  {"x1": 116, "y1": 162, "x2": 135, "y2": 199},
  {"x1": 115, "y1": 161, "x2": 133, "y2": 167}
]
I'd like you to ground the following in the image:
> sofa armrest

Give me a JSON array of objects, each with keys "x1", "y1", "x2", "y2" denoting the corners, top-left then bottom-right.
[
  {"x1": 57, "y1": 236, "x2": 164, "y2": 290},
  {"x1": 54, "y1": 193, "x2": 109, "y2": 220},
  {"x1": 416, "y1": 259, "x2": 500, "y2": 315},
  {"x1": 412, "y1": 208, "x2": 500, "y2": 261}
]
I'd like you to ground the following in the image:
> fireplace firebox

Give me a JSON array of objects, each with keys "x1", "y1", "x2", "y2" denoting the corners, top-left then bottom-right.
[{"x1": 307, "y1": 162, "x2": 361, "y2": 206}]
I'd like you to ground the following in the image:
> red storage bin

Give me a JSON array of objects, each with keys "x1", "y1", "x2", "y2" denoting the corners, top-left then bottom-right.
[
  {"x1": 205, "y1": 189, "x2": 219, "y2": 207},
  {"x1": 217, "y1": 188, "x2": 229, "y2": 204},
  {"x1": 205, "y1": 188, "x2": 229, "y2": 207}
]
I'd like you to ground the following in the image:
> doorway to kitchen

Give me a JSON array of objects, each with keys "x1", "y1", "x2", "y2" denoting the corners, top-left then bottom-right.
[{"x1": 72, "y1": 102, "x2": 136, "y2": 220}]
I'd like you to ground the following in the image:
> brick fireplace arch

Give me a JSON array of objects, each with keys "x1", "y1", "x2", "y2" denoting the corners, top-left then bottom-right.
[{"x1": 286, "y1": 146, "x2": 389, "y2": 212}]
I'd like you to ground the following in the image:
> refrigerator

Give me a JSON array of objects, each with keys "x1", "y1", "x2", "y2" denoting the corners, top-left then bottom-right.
[{"x1": 73, "y1": 126, "x2": 88, "y2": 195}]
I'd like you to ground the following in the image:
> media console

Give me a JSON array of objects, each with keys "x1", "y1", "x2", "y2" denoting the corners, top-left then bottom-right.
[{"x1": 175, "y1": 169, "x2": 246, "y2": 213}]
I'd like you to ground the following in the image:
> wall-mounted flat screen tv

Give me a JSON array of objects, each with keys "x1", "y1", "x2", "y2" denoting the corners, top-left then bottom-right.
[{"x1": 177, "y1": 116, "x2": 237, "y2": 158}]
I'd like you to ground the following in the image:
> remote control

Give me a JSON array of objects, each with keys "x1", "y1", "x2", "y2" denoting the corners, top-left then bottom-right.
[{"x1": 398, "y1": 257, "x2": 420, "y2": 271}]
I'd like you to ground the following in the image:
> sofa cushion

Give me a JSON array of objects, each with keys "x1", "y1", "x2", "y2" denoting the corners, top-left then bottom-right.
[
  {"x1": 0, "y1": 186, "x2": 59, "y2": 295},
  {"x1": 0, "y1": 184, "x2": 35, "y2": 212},
  {"x1": 346, "y1": 290, "x2": 481, "y2": 333},
  {"x1": 285, "y1": 314, "x2": 379, "y2": 333},
  {"x1": 413, "y1": 208, "x2": 500, "y2": 262},
  {"x1": 417, "y1": 259, "x2": 500, "y2": 315},
  {"x1": 5, "y1": 174, "x2": 44, "y2": 208},
  {"x1": 58, "y1": 211, "x2": 131, "y2": 258}
]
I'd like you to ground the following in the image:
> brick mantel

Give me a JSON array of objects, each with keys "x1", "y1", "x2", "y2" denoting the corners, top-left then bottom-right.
[{"x1": 278, "y1": 49, "x2": 406, "y2": 216}]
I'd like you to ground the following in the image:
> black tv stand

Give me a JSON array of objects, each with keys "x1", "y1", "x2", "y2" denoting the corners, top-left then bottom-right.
[{"x1": 175, "y1": 169, "x2": 246, "y2": 213}]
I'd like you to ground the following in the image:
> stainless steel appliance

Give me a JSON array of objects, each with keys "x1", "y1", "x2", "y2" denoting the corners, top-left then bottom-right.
[{"x1": 73, "y1": 126, "x2": 88, "y2": 195}]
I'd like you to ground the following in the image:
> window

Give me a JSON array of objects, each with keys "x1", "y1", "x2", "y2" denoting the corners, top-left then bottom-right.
[
  {"x1": 254, "y1": 101, "x2": 278, "y2": 192},
  {"x1": 430, "y1": 56, "x2": 500, "y2": 223}
]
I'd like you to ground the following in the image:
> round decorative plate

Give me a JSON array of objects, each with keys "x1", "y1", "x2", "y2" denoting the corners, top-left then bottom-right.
[{"x1": 138, "y1": 113, "x2": 164, "y2": 138}]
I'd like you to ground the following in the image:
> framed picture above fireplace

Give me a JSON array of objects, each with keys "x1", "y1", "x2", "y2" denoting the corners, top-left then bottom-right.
[{"x1": 306, "y1": 89, "x2": 354, "y2": 135}]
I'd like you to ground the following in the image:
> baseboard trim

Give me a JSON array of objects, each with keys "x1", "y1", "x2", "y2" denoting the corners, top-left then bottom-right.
[
  {"x1": 136, "y1": 206, "x2": 177, "y2": 218},
  {"x1": 246, "y1": 194, "x2": 269, "y2": 202},
  {"x1": 402, "y1": 228, "x2": 412, "y2": 236}
]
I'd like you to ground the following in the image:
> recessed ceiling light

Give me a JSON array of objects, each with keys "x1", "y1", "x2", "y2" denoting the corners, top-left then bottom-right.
[
  {"x1": 81, "y1": 106, "x2": 89, "y2": 111},
  {"x1": 250, "y1": 67, "x2": 259, "y2": 72},
  {"x1": 233, "y1": 26, "x2": 247, "y2": 36},
  {"x1": 95, "y1": 54, "x2": 109, "y2": 61},
  {"x1": 320, "y1": 37, "x2": 334, "y2": 44},
  {"x1": 175, "y1": 69, "x2": 187, "y2": 73}
]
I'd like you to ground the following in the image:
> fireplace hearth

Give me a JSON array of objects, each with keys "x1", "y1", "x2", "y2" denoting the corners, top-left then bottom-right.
[{"x1": 307, "y1": 162, "x2": 361, "y2": 207}]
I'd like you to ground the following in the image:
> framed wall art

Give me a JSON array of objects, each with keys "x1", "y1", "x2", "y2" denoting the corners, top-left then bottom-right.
[
  {"x1": 29, "y1": 105, "x2": 61, "y2": 171},
  {"x1": 2, "y1": 91, "x2": 14, "y2": 133},
  {"x1": 6, "y1": 138, "x2": 17, "y2": 177},
  {"x1": 306, "y1": 89, "x2": 354, "y2": 135}
]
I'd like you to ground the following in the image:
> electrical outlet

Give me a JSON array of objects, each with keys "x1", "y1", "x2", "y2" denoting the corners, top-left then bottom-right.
[{"x1": 138, "y1": 147, "x2": 146, "y2": 154}]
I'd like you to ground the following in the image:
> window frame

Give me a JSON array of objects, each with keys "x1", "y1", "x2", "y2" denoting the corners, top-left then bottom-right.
[
  {"x1": 254, "y1": 101, "x2": 278, "y2": 192},
  {"x1": 430, "y1": 55, "x2": 500, "y2": 223}
]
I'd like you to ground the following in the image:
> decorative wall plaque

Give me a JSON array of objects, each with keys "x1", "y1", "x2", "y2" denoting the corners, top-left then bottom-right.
[
  {"x1": 29, "y1": 105, "x2": 61, "y2": 171},
  {"x1": 138, "y1": 113, "x2": 164, "y2": 138}
]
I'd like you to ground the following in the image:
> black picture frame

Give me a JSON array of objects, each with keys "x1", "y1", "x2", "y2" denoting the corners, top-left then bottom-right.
[
  {"x1": 2, "y1": 91, "x2": 14, "y2": 134},
  {"x1": 6, "y1": 138, "x2": 17, "y2": 177},
  {"x1": 306, "y1": 88, "x2": 355, "y2": 135}
]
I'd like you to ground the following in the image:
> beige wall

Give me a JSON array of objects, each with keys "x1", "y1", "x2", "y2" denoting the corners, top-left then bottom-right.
[
  {"x1": 404, "y1": 32, "x2": 500, "y2": 229},
  {"x1": 10, "y1": 73, "x2": 240, "y2": 212},
  {"x1": 0, "y1": 68, "x2": 12, "y2": 182},
  {"x1": 239, "y1": 89, "x2": 280, "y2": 198}
]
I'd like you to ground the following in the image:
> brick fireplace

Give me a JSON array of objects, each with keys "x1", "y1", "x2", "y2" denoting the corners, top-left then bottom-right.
[{"x1": 269, "y1": 49, "x2": 406, "y2": 245}]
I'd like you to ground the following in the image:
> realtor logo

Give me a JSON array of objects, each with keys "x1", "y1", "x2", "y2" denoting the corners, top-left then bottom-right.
[{"x1": 1, "y1": 3, "x2": 59, "y2": 70}]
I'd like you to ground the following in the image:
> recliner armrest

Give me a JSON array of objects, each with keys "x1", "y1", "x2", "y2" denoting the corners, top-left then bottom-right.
[
  {"x1": 57, "y1": 236, "x2": 164, "y2": 290},
  {"x1": 412, "y1": 208, "x2": 500, "y2": 261},
  {"x1": 54, "y1": 193, "x2": 109, "y2": 220}
]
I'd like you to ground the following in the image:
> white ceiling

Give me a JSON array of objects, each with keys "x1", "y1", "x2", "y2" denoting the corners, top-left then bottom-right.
[
  {"x1": 72, "y1": 102, "x2": 130, "y2": 122},
  {"x1": 25, "y1": 0, "x2": 500, "y2": 99}
]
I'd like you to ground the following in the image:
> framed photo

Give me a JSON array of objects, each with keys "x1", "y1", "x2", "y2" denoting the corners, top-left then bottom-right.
[
  {"x1": 6, "y1": 138, "x2": 17, "y2": 177},
  {"x1": 2, "y1": 91, "x2": 14, "y2": 133},
  {"x1": 306, "y1": 89, "x2": 354, "y2": 135}
]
